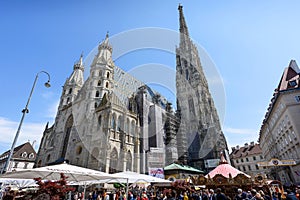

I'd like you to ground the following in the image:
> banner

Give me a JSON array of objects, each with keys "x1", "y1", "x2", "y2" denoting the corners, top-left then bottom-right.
[
  {"x1": 257, "y1": 158, "x2": 296, "y2": 167},
  {"x1": 149, "y1": 168, "x2": 165, "y2": 179}
]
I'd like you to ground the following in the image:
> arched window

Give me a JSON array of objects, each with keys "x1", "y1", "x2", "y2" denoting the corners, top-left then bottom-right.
[
  {"x1": 98, "y1": 115, "x2": 102, "y2": 127},
  {"x1": 111, "y1": 115, "x2": 116, "y2": 130},
  {"x1": 66, "y1": 98, "x2": 70, "y2": 104},
  {"x1": 185, "y1": 69, "x2": 189, "y2": 80},
  {"x1": 95, "y1": 91, "x2": 100, "y2": 97},
  {"x1": 106, "y1": 82, "x2": 109, "y2": 88},
  {"x1": 117, "y1": 116, "x2": 122, "y2": 131},
  {"x1": 109, "y1": 148, "x2": 118, "y2": 173},
  {"x1": 126, "y1": 151, "x2": 132, "y2": 171},
  {"x1": 107, "y1": 72, "x2": 110, "y2": 79},
  {"x1": 62, "y1": 115, "x2": 73, "y2": 158},
  {"x1": 68, "y1": 88, "x2": 72, "y2": 94},
  {"x1": 91, "y1": 147, "x2": 99, "y2": 161},
  {"x1": 97, "y1": 80, "x2": 101, "y2": 86},
  {"x1": 125, "y1": 118, "x2": 130, "y2": 133},
  {"x1": 131, "y1": 121, "x2": 135, "y2": 136},
  {"x1": 76, "y1": 146, "x2": 83, "y2": 155},
  {"x1": 94, "y1": 102, "x2": 98, "y2": 108}
]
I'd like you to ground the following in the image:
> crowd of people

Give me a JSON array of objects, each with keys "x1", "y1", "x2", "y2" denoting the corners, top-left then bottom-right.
[
  {"x1": 70, "y1": 185, "x2": 300, "y2": 200},
  {"x1": 1, "y1": 184, "x2": 300, "y2": 200}
]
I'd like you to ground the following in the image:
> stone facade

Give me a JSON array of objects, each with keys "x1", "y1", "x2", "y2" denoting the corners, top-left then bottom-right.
[
  {"x1": 259, "y1": 60, "x2": 300, "y2": 185},
  {"x1": 36, "y1": 5, "x2": 228, "y2": 173}
]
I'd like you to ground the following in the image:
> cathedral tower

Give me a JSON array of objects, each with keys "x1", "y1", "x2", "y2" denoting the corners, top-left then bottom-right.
[
  {"x1": 176, "y1": 5, "x2": 228, "y2": 169},
  {"x1": 58, "y1": 54, "x2": 84, "y2": 110}
]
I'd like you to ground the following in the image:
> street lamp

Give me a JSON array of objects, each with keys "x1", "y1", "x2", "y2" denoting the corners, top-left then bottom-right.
[{"x1": 1, "y1": 71, "x2": 51, "y2": 174}]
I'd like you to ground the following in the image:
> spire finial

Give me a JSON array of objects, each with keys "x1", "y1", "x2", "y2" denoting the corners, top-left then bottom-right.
[
  {"x1": 178, "y1": 4, "x2": 189, "y2": 37},
  {"x1": 106, "y1": 31, "x2": 109, "y2": 39}
]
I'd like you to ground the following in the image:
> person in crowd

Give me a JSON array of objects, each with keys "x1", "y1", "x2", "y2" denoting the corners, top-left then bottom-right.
[
  {"x1": 250, "y1": 189, "x2": 258, "y2": 200},
  {"x1": 234, "y1": 189, "x2": 244, "y2": 200},
  {"x1": 202, "y1": 189, "x2": 209, "y2": 200},
  {"x1": 295, "y1": 188, "x2": 300, "y2": 200},
  {"x1": 183, "y1": 192, "x2": 189, "y2": 200},
  {"x1": 286, "y1": 189, "x2": 298, "y2": 200},
  {"x1": 215, "y1": 188, "x2": 227, "y2": 200},
  {"x1": 209, "y1": 189, "x2": 216, "y2": 200}
]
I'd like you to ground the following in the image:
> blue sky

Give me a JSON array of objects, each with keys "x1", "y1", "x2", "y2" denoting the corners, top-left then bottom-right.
[{"x1": 1, "y1": 1, "x2": 300, "y2": 154}]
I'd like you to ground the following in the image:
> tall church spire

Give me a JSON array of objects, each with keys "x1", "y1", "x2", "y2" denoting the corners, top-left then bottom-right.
[{"x1": 176, "y1": 5, "x2": 229, "y2": 168}]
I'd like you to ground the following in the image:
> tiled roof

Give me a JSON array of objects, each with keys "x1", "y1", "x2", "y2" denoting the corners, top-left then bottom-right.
[{"x1": 230, "y1": 143, "x2": 262, "y2": 159}]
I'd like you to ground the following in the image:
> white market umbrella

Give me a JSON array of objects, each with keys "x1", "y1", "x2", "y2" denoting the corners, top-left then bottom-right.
[
  {"x1": 108, "y1": 171, "x2": 171, "y2": 184},
  {"x1": 0, "y1": 163, "x2": 118, "y2": 182}
]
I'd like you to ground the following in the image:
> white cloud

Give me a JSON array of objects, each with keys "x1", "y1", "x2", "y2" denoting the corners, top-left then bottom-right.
[
  {"x1": 223, "y1": 126, "x2": 258, "y2": 135},
  {"x1": 0, "y1": 117, "x2": 45, "y2": 153},
  {"x1": 47, "y1": 99, "x2": 59, "y2": 119},
  {"x1": 223, "y1": 126, "x2": 260, "y2": 151}
]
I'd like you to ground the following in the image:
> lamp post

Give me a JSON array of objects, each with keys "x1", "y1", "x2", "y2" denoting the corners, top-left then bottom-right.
[{"x1": 1, "y1": 71, "x2": 51, "y2": 174}]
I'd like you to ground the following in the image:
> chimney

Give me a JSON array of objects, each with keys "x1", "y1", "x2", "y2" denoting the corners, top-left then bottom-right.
[
  {"x1": 232, "y1": 147, "x2": 236, "y2": 151},
  {"x1": 250, "y1": 141, "x2": 255, "y2": 146},
  {"x1": 236, "y1": 145, "x2": 240, "y2": 150},
  {"x1": 244, "y1": 143, "x2": 249, "y2": 148}
]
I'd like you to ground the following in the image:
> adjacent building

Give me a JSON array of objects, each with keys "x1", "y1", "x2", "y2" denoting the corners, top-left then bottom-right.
[
  {"x1": 36, "y1": 5, "x2": 228, "y2": 174},
  {"x1": 0, "y1": 142, "x2": 36, "y2": 173},
  {"x1": 259, "y1": 60, "x2": 300, "y2": 185},
  {"x1": 230, "y1": 142, "x2": 266, "y2": 177}
]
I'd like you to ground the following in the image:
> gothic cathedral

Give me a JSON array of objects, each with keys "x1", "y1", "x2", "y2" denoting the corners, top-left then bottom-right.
[{"x1": 36, "y1": 5, "x2": 228, "y2": 173}]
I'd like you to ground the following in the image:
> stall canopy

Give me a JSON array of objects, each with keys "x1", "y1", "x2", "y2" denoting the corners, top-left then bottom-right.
[{"x1": 205, "y1": 154, "x2": 250, "y2": 178}]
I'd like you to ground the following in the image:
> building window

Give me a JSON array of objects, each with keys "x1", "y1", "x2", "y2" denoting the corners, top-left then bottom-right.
[
  {"x1": 295, "y1": 96, "x2": 300, "y2": 102},
  {"x1": 256, "y1": 164, "x2": 259, "y2": 170},
  {"x1": 24, "y1": 163, "x2": 28, "y2": 169},
  {"x1": 95, "y1": 91, "x2": 100, "y2": 97},
  {"x1": 253, "y1": 156, "x2": 256, "y2": 161},
  {"x1": 97, "y1": 80, "x2": 101, "y2": 86},
  {"x1": 248, "y1": 165, "x2": 251, "y2": 170},
  {"x1": 243, "y1": 166, "x2": 246, "y2": 171},
  {"x1": 241, "y1": 158, "x2": 244, "y2": 163},
  {"x1": 236, "y1": 159, "x2": 239, "y2": 163},
  {"x1": 68, "y1": 88, "x2": 72, "y2": 94},
  {"x1": 246, "y1": 157, "x2": 249, "y2": 162},
  {"x1": 14, "y1": 162, "x2": 19, "y2": 168},
  {"x1": 289, "y1": 80, "x2": 297, "y2": 87},
  {"x1": 106, "y1": 82, "x2": 109, "y2": 88},
  {"x1": 29, "y1": 153, "x2": 35, "y2": 159},
  {"x1": 21, "y1": 152, "x2": 27, "y2": 158},
  {"x1": 107, "y1": 72, "x2": 110, "y2": 79},
  {"x1": 260, "y1": 155, "x2": 263, "y2": 159}
]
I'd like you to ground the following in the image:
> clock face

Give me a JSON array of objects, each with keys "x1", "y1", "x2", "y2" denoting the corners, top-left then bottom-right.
[{"x1": 272, "y1": 159, "x2": 279, "y2": 165}]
